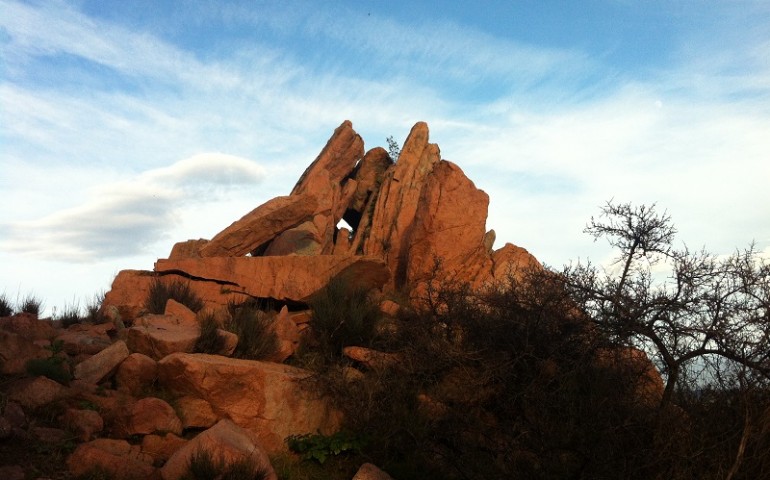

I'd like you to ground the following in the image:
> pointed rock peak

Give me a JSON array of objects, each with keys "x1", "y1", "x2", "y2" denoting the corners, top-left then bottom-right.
[
  {"x1": 397, "y1": 121, "x2": 430, "y2": 166},
  {"x1": 291, "y1": 120, "x2": 364, "y2": 196}
]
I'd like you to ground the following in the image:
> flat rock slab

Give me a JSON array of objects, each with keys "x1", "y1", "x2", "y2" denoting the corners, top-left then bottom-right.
[{"x1": 154, "y1": 255, "x2": 389, "y2": 303}]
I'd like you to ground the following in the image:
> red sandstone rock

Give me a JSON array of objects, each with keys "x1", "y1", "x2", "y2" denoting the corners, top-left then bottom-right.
[
  {"x1": 161, "y1": 419, "x2": 277, "y2": 480},
  {"x1": 115, "y1": 352, "x2": 157, "y2": 395},
  {"x1": 348, "y1": 147, "x2": 393, "y2": 216},
  {"x1": 343, "y1": 346, "x2": 400, "y2": 371},
  {"x1": 67, "y1": 438, "x2": 155, "y2": 480},
  {"x1": 126, "y1": 314, "x2": 200, "y2": 360},
  {"x1": 163, "y1": 299, "x2": 198, "y2": 327},
  {"x1": 73, "y1": 340, "x2": 130, "y2": 384},
  {"x1": 123, "y1": 397, "x2": 183, "y2": 436},
  {"x1": 168, "y1": 239, "x2": 208, "y2": 259},
  {"x1": 141, "y1": 432, "x2": 188, "y2": 464},
  {"x1": 199, "y1": 193, "x2": 319, "y2": 257},
  {"x1": 55, "y1": 326, "x2": 112, "y2": 356},
  {"x1": 359, "y1": 122, "x2": 441, "y2": 286},
  {"x1": 0, "y1": 312, "x2": 57, "y2": 341},
  {"x1": 8, "y1": 376, "x2": 68, "y2": 409},
  {"x1": 405, "y1": 160, "x2": 492, "y2": 289},
  {"x1": 353, "y1": 463, "x2": 395, "y2": 480},
  {"x1": 154, "y1": 255, "x2": 389, "y2": 304},
  {"x1": 263, "y1": 220, "x2": 322, "y2": 256},
  {"x1": 176, "y1": 396, "x2": 218, "y2": 429},
  {"x1": 60, "y1": 408, "x2": 104, "y2": 441},
  {"x1": 102, "y1": 270, "x2": 251, "y2": 324},
  {"x1": 270, "y1": 306, "x2": 300, "y2": 363},
  {"x1": 0, "y1": 330, "x2": 48, "y2": 375},
  {"x1": 291, "y1": 120, "x2": 364, "y2": 197},
  {"x1": 157, "y1": 353, "x2": 341, "y2": 453}
]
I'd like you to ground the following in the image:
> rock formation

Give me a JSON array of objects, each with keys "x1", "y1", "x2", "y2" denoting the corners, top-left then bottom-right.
[{"x1": 102, "y1": 120, "x2": 539, "y2": 319}]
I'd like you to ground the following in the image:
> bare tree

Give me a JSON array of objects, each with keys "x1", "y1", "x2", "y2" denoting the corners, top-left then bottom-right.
[{"x1": 562, "y1": 200, "x2": 770, "y2": 407}]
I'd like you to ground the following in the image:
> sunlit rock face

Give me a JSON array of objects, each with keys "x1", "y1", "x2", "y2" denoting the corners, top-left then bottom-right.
[{"x1": 102, "y1": 119, "x2": 539, "y2": 315}]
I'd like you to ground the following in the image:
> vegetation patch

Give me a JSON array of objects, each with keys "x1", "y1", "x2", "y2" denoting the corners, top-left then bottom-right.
[
  {"x1": 182, "y1": 448, "x2": 271, "y2": 480},
  {"x1": 225, "y1": 302, "x2": 280, "y2": 361},
  {"x1": 145, "y1": 278, "x2": 204, "y2": 314}
]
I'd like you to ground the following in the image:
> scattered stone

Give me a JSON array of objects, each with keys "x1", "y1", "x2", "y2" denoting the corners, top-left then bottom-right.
[
  {"x1": 352, "y1": 463, "x2": 395, "y2": 480},
  {"x1": 0, "y1": 329, "x2": 48, "y2": 375},
  {"x1": 67, "y1": 438, "x2": 156, "y2": 480},
  {"x1": 60, "y1": 408, "x2": 104, "y2": 441},
  {"x1": 163, "y1": 299, "x2": 198, "y2": 327},
  {"x1": 73, "y1": 340, "x2": 130, "y2": 384},
  {"x1": 343, "y1": 346, "x2": 400, "y2": 371},
  {"x1": 0, "y1": 312, "x2": 58, "y2": 341},
  {"x1": 2, "y1": 401, "x2": 26, "y2": 428},
  {"x1": 115, "y1": 352, "x2": 158, "y2": 395},
  {"x1": 30, "y1": 426, "x2": 68, "y2": 444},
  {"x1": 123, "y1": 397, "x2": 183, "y2": 436},
  {"x1": 126, "y1": 314, "x2": 200, "y2": 360},
  {"x1": 141, "y1": 432, "x2": 188, "y2": 465},
  {"x1": 56, "y1": 323, "x2": 113, "y2": 355},
  {"x1": 8, "y1": 376, "x2": 68, "y2": 409},
  {"x1": 176, "y1": 396, "x2": 217, "y2": 429},
  {"x1": 160, "y1": 419, "x2": 277, "y2": 480}
]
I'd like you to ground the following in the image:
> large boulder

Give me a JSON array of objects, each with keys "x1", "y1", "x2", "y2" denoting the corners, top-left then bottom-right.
[
  {"x1": 405, "y1": 160, "x2": 492, "y2": 290},
  {"x1": 161, "y1": 419, "x2": 277, "y2": 480},
  {"x1": 357, "y1": 122, "x2": 441, "y2": 287},
  {"x1": 157, "y1": 353, "x2": 341, "y2": 453},
  {"x1": 154, "y1": 255, "x2": 389, "y2": 304},
  {"x1": 199, "y1": 193, "x2": 319, "y2": 258}
]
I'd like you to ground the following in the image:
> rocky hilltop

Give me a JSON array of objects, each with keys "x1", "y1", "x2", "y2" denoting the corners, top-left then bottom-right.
[
  {"x1": 103, "y1": 120, "x2": 539, "y2": 321},
  {"x1": 0, "y1": 121, "x2": 556, "y2": 480}
]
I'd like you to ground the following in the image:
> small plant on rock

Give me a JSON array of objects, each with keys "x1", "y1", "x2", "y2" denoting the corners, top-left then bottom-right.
[
  {"x1": 57, "y1": 301, "x2": 82, "y2": 328},
  {"x1": 145, "y1": 278, "x2": 204, "y2": 314}
]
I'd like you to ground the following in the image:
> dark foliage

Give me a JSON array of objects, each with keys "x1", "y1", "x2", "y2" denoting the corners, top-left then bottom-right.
[
  {"x1": 0, "y1": 293, "x2": 13, "y2": 316},
  {"x1": 194, "y1": 311, "x2": 225, "y2": 354},
  {"x1": 182, "y1": 449, "x2": 271, "y2": 480},
  {"x1": 20, "y1": 293, "x2": 42, "y2": 316}
]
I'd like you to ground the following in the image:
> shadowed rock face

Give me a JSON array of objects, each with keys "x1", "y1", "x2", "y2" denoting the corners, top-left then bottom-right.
[{"x1": 102, "y1": 119, "x2": 540, "y2": 316}]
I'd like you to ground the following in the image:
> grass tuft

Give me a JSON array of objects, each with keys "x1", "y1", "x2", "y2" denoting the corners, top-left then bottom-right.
[
  {"x1": 226, "y1": 302, "x2": 280, "y2": 361},
  {"x1": 0, "y1": 293, "x2": 13, "y2": 317},
  {"x1": 145, "y1": 279, "x2": 204, "y2": 314},
  {"x1": 182, "y1": 448, "x2": 272, "y2": 480},
  {"x1": 19, "y1": 293, "x2": 43, "y2": 316},
  {"x1": 194, "y1": 311, "x2": 225, "y2": 354}
]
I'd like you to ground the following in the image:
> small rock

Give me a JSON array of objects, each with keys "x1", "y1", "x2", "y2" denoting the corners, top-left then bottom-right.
[
  {"x1": 8, "y1": 376, "x2": 67, "y2": 409},
  {"x1": 60, "y1": 408, "x2": 104, "y2": 441},
  {"x1": 352, "y1": 463, "x2": 395, "y2": 480},
  {"x1": 0, "y1": 465, "x2": 25, "y2": 480}
]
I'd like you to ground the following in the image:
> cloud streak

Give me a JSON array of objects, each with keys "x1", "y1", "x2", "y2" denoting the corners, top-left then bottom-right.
[{"x1": 0, "y1": 154, "x2": 265, "y2": 261}]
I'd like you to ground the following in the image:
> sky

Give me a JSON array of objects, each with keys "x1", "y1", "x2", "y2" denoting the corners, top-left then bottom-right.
[{"x1": 1, "y1": 0, "x2": 769, "y2": 316}]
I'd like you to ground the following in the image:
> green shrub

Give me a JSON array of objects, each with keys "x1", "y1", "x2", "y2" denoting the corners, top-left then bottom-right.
[
  {"x1": 145, "y1": 278, "x2": 204, "y2": 314},
  {"x1": 0, "y1": 293, "x2": 13, "y2": 316},
  {"x1": 308, "y1": 278, "x2": 381, "y2": 360},
  {"x1": 20, "y1": 293, "x2": 43, "y2": 316},
  {"x1": 286, "y1": 431, "x2": 366, "y2": 464},
  {"x1": 194, "y1": 311, "x2": 225, "y2": 354},
  {"x1": 26, "y1": 339, "x2": 71, "y2": 385},
  {"x1": 182, "y1": 448, "x2": 271, "y2": 480},
  {"x1": 226, "y1": 303, "x2": 280, "y2": 360}
]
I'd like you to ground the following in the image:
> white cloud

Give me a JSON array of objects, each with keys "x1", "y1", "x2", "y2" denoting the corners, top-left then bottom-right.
[{"x1": 0, "y1": 153, "x2": 266, "y2": 261}]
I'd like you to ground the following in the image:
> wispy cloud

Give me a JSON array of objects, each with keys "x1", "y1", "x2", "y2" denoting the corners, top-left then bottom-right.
[{"x1": 0, "y1": 154, "x2": 266, "y2": 261}]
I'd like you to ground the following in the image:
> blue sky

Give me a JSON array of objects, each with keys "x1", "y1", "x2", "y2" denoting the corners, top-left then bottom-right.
[{"x1": 1, "y1": 0, "x2": 769, "y2": 315}]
